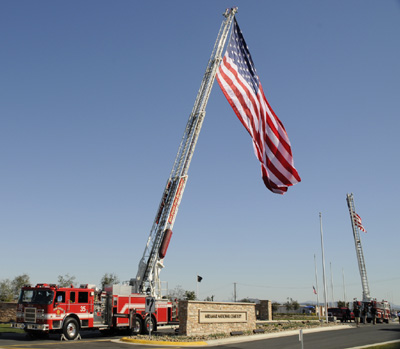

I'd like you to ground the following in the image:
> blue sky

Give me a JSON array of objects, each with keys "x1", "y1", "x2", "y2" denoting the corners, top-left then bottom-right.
[{"x1": 1, "y1": 1, "x2": 399, "y2": 306}]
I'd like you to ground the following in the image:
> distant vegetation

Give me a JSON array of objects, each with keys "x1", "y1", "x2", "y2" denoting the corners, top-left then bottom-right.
[
  {"x1": 0, "y1": 274, "x2": 30, "y2": 301},
  {"x1": 273, "y1": 314, "x2": 319, "y2": 321},
  {"x1": 0, "y1": 272, "x2": 123, "y2": 302}
]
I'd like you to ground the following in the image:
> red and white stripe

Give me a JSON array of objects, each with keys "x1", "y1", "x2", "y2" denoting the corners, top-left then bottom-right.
[
  {"x1": 217, "y1": 55, "x2": 301, "y2": 194},
  {"x1": 354, "y1": 213, "x2": 367, "y2": 233}
]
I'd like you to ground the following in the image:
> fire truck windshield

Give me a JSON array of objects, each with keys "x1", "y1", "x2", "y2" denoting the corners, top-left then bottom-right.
[{"x1": 18, "y1": 289, "x2": 54, "y2": 305}]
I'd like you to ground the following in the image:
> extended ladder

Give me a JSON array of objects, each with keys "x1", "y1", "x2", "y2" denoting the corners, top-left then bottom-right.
[
  {"x1": 132, "y1": 8, "x2": 238, "y2": 297},
  {"x1": 346, "y1": 193, "x2": 371, "y2": 302}
]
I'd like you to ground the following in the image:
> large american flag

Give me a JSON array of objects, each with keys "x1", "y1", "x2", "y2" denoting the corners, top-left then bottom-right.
[
  {"x1": 354, "y1": 213, "x2": 367, "y2": 233},
  {"x1": 216, "y1": 18, "x2": 301, "y2": 194}
]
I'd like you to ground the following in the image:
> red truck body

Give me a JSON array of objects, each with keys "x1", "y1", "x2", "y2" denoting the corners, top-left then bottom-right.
[
  {"x1": 327, "y1": 307, "x2": 354, "y2": 322},
  {"x1": 11, "y1": 283, "x2": 178, "y2": 339},
  {"x1": 354, "y1": 300, "x2": 391, "y2": 324},
  {"x1": 368, "y1": 300, "x2": 390, "y2": 323}
]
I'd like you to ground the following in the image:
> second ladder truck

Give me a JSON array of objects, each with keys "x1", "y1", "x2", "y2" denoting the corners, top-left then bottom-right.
[
  {"x1": 11, "y1": 8, "x2": 239, "y2": 339},
  {"x1": 347, "y1": 193, "x2": 390, "y2": 323}
]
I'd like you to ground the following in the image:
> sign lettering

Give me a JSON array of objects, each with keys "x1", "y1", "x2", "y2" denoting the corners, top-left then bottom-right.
[{"x1": 199, "y1": 310, "x2": 247, "y2": 323}]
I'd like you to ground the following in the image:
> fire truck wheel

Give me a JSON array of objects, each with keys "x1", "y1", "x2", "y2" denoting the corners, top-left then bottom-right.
[
  {"x1": 144, "y1": 316, "x2": 157, "y2": 334},
  {"x1": 63, "y1": 317, "x2": 80, "y2": 340},
  {"x1": 125, "y1": 317, "x2": 143, "y2": 335},
  {"x1": 133, "y1": 317, "x2": 143, "y2": 335}
]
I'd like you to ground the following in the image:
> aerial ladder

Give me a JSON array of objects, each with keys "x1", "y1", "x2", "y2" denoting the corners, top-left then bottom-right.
[
  {"x1": 346, "y1": 193, "x2": 371, "y2": 302},
  {"x1": 130, "y1": 8, "x2": 238, "y2": 298}
]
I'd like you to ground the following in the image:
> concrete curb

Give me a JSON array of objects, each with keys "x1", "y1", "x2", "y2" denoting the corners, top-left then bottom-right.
[
  {"x1": 120, "y1": 324, "x2": 353, "y2": 347},
  {"x1": 120, "y1": 337, "x2": 208, "y2": 346},
  {"x1": 345, "y1": 339, "x2": 400, "y2": 349}
]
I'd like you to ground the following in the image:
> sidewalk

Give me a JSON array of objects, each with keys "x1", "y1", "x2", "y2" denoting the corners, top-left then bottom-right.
[{"x1": 120, "y1": 323, "x2": 353, "y2": 347}]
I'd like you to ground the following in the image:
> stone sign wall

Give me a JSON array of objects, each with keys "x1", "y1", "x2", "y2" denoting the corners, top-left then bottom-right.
[
  {"x1": 178, "y1": 300, "x2": 256, "y2": 336},
  {"x1": 255, "y1": 300, "x2": 272, "y2": 320},
  {"x1": 0, "y1": 302, "x2": 17, "y2": 323}
]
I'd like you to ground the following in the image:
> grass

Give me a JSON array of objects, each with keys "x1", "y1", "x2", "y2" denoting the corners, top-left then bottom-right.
[
  {"x1": 258, "y1": 319, "x2": 329, "y2": 333},
  {"x1": 0, "y1": 323, "x2": 24, "y2": 334},
  {"x1": 272, "y1": 314, "x2": 320, "y2": 321},
  {"x1": 363, "y1": 344, "x2": 400, "y2": 349}
]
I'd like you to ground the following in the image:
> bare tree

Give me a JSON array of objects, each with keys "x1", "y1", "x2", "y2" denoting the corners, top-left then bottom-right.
[
  {"x1": 57, "y1": 274, "x2": 76, "y2": 287},
  {"x1": 167, "y1": 285, "x2": 187, "y2": 300}
]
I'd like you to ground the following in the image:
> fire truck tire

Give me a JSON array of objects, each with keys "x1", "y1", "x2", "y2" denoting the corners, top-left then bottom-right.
[
  {"x1": 126, "y1": 317, "x2": 143, "y2": 335},
  {"x1": 134, "y1": 317, "x2": 143, "y2": 334},
  {"x1": 63, "y1": 317, "x2": 80, "y2": 340},
  {"x1": 144, "y1": 316, "x2": 157, "y2": 334}
]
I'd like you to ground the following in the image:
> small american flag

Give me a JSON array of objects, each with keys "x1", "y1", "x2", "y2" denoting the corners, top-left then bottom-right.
[
  {"x1": 313, "y1": 286, "x2": 317, "y2": 295},
  {"x1": 216, "y1": 18, "x2": 301, "y2": 194},
  {"x1": 354, "y1": 213, "x2": 367, "y2": 233}
]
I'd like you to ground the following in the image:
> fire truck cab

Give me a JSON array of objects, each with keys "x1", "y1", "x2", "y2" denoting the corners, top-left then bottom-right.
[
  {"x1": 366, "y1": 300, "x2": 391, "y2": 324},
  {"x1": 12, "y1": 283, "x2": 177, "y2": 340}
]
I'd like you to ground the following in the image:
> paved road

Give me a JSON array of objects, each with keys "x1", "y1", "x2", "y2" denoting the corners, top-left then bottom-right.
[
  {"x1": 216, "y1": 322, "x2": 400, "y2": 349},
  {"x1": 0, "y1": 322, "x2": 399, "y2": 348}
]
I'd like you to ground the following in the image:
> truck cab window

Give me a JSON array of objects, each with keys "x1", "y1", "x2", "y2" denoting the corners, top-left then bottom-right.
[
  {"x1": 78, "y1": 292, "x2": 88, "y2": 303},
  {"x1": 55, "y1": 291, "x2": 65, "y2": 303}
]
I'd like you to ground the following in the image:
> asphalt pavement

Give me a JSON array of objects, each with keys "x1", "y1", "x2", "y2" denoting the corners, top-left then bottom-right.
[
  {"x1": 121, "y1": 323, "x2": 354, "y2": 346},
  {"x1": 1, "y1": 321, "x2": 399, "y2": 348},
  {"x1": 120, "y1": 322, "x2": 400, "y2": 348}
]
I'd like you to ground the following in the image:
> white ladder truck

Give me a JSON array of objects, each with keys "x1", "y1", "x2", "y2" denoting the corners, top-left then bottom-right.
[
  {"x1": 347, "y1": 193, "x2": 391, "y2": 323},
  {"x1": 130, "y1": 7, "x2": 238, "y2": 299},
  {"x1": 346, "y1": 193, "x2": 371, "y2": 303}
]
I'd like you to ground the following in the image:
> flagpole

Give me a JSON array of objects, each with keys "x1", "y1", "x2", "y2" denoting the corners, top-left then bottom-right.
[
  {"x1": 319, "y1": 213, "x2": 329, "y2": 323},
  {"x1": 314, "y1": 254, "x2": 321, "y2": 322},
  {"x1": 342, "y1": 268, "x2": 347, "y2": 305},
  {"x1": 330, "y1": 262, "x2": 335, "y2": 307}
]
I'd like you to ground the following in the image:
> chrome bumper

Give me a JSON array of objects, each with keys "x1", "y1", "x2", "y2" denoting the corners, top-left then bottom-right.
[{"x1": 11, "y1": 322, "x2": 49, "y2": 331}]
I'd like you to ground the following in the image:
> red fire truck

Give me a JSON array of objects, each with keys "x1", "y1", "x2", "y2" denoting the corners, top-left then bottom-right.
[
  {"x1": 367, "y1": 300, "x2": 391, "y2": 323},
  {"x1": 353, "y1": 300, "x2": 391, "y2": 324},
  {"x1": 12, "y1": 283, "x2": 177, "y2": 339}
]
